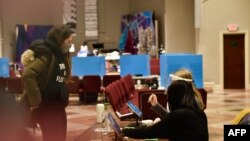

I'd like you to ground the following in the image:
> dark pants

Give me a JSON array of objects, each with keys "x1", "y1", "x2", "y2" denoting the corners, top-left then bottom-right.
[{"x1": 34, "y1": 106, "x2": 67, "y2": 141}]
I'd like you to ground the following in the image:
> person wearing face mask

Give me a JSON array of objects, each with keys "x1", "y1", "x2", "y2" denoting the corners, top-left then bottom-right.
[{"x1": 20, "y1": 24, "x2": 74, "y2": 141}]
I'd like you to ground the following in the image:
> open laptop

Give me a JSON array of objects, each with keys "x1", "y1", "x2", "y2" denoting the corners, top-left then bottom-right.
[
  {"x1": 126, "y1": 101, "x2": 148, "y2": 127},
  {"x1": 126, "y1": 100, "x2": 142, "y2": 117},
  {"x1": 106, "y1": 113, "x2": 123, "y2": 137}
]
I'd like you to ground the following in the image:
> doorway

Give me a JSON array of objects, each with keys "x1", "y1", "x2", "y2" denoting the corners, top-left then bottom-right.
[{"x1": 223, "y1": 34, "x2": 245, "y2": 89}]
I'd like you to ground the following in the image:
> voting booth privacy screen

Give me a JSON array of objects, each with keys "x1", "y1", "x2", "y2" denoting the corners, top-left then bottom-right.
[
  {"x1": 0, "y1": 58, "x2": 10, "y2": 77},
  {"x1": 160, "y1": 54, "x2": 203, "y2": 88},
  {"x1": 120, "y1": 55, "x2": 150, "y2": 77},
  {"x1": 72, "y1": 56, "x2": 105, "y2": 77}
]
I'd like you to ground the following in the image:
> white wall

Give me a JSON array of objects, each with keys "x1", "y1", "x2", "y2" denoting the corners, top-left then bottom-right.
[
  {"x1": 0, "y1": 21, "x2": 2, "y2": 57},
  {"x1": 165, "y1": 0, "x2": 195, "y2": 53},
  {"x1": 97, "y1": 0, "x2": 129, "y2": 49},
  {"x1": 1, "y1": 0, "x2": 165, "y2": 59},
  {"x1": 0, "y1": 0, "x2": 2, "y2": 57},
  {"x1": 199, "y1": 0, "x2": 250, "y2": 88}
]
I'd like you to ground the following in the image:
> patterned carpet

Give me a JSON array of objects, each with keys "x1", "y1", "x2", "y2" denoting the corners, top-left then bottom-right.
[{"x1": 30, "y1": 90, "x2": 250, "y2": 141}]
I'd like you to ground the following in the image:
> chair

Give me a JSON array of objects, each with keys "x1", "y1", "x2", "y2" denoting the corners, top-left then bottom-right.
[
  {"x1": 66, "y1": 76, "x2": 81, "y2": 104},
  {"x1": 6, "y1": 77, "x2": 23, "y2": 100},
  {"x1": 102, "y1": 75, "x2": 121, "y2": 87},
  {"x1": 67, "y1": 76, "x2": 80, "y2": 94},
  {"x1": 105, "y1": 83, "x2": 119, "y2": 112},
  {"x1": 120, "y1": 74, "x2": 137, "y2": 99},
  {"x1": 105, "y1": 82, "x2": 135, "y2": 120},
  {"x1": 138, "y1": 89, "x2": 166, "y2": 120},
  {"x1": 0, "y1": 77, "x2": 8, "y2": 94},
  {"x1": 80, "y1": 75, "x2": 101, "y2": 104},
  {"x1": 102, "y1": 75, "x2": 121, "y2": 102}
]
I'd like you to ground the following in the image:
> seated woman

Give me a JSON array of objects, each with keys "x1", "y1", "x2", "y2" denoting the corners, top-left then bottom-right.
[
  {"x1": 122, "y1": 80, "x2": 209, "y2": 141},
  {"x1": 149, "y1": 68, "x2": 205, "y2": 119}
]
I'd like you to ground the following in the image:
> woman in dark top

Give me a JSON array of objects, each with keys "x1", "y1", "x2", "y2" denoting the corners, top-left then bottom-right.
[
  {"x1": 148, "y1": 68, "x2": 205, "y2": 120},
  {"x1": 21, "y1": 25, "x2": 74, "y2": 141},
  {"x1": 122, "y1": 80, "x2": 209, "y2": 141}
]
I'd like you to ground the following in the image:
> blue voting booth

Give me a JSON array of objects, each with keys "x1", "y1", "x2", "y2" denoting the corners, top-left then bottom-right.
[
  {"x1": 160, "y1": 53, "x2": 203, "y2": 88},
  {"x1": 72, "y1": 56, "x2": 105, "y2": 77},
  {"x1": 120, "y1": 54, "x2": 150, "y2": 77},
  {"x1": 0, "y1": 57, "x2": 10, "y2": 77}
]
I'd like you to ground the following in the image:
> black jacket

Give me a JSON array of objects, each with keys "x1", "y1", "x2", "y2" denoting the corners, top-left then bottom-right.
[{"x1": 123, "y1": 108, "x2": 209, "y2": 141}]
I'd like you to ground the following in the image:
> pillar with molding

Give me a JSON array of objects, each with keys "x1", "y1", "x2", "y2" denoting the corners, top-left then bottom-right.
[{"x1": 0, "y1": 21, "x2": 2, "y2": 57}]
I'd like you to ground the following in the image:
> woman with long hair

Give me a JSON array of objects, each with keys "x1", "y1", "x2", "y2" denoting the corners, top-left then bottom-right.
[
  {"x1": 122, "y1": 80, "x2": 209, "y2": 140},
  {"x1": 21, "y1": 24, "x2": 74, "y2": 141}
]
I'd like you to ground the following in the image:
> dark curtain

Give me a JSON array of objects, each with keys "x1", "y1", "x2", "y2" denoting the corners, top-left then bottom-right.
[{"x1": 16, "y1": 24, "x2": 53, "y2": 62}]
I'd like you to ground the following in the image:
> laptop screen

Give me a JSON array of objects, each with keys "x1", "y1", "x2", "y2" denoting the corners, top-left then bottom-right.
[
  {"x1": 127, "y1": 101, "x2": 142, "y2": 117},
  {"x1": 107, "y1": 113, "x2": 122, "y2": 137}
]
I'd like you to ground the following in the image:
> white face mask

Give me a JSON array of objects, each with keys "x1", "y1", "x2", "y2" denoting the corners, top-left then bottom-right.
[{"x1": 61, "y1": 43, "x2": 71, "y2": 54}]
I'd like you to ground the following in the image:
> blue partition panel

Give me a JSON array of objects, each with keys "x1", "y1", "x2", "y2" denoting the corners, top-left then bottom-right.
[
  {"x1": 160, "y1": 54, "x2": 203, "y2": 88},
  {"x1": 72, "y1": 56, "x2": 105, "y2": 77},
  {"x1": 0, "y1": 57, "x2": 10, "y2": 77},
  {"x1": 120, "y1": 54, "x2": 150, "y2": 76}
]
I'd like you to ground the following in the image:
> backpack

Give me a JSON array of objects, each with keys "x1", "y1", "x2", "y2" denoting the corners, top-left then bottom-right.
[
  {"x1": 21, "y1": 39, "x2": 55, "y2": 92},
  {"x1": 21, "y1": 40, "x2": 69, "y2": 107}
]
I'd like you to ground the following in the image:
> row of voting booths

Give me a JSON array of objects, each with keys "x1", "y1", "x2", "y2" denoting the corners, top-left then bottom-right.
[
  {"x1": 0, "y1": 54, "x2": 203, "y2": 88},
  {"x1": 0, "y1": 58, "x2": 10, "y2": 78},
  {"x1": 71, "y1": 53, "x2": 203, "y2": 88}
]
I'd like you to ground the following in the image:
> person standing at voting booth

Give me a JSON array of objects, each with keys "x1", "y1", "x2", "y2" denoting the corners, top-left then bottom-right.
[
  {"x1": 122, "y1": 80, "x2": 209, "y2": 140},
  {"x1": 20, "y1": 24, "x2": 74, "y2": 141}
]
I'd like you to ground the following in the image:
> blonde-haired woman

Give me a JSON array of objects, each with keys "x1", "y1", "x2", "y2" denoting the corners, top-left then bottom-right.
[{"x1": 148, "y1": 68, "x2": 205, "y2": 119}]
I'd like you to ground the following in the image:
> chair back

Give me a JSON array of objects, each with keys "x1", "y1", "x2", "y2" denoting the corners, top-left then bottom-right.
[
  {"x1": 103, "y1": 75, "x2": 121, "y2": 87},
  {"x1": 120, "y1": 74, "x2": 135, "y2": 98},
  {"x1": 105, "y1": 83, "x2": 119, "y2": 111},
  {"x1": 138, "y1": 89, "x2": 166, "y2": 120},
  {"x1": 7, "y1": 77, "x2": 23, "y2": 94},
  {"x1": 0, "y1": 77, "x2": 7, "y2": 93},
  {"x1": 82, "y1": 75, "x2": 101, "y2": 93},
  {"x1": 80, "y1": 75, "x2": 101, "y2": 103},
  {"x1": 67, "y1": 76, "x2": 80, "y2": 94}
]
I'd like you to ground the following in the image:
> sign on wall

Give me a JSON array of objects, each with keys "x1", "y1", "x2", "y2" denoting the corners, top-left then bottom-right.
[
  {"x1": 84, "y1": 0, "x2": 98, "y2": 39},
  {"x1": 63, "y1": 0, "x2": 77, "y2": 25}
]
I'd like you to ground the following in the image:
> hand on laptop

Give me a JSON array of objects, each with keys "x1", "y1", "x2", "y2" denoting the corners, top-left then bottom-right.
[{"x1": 148, "y1": 94, "x2": 158, "y2": 106}]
